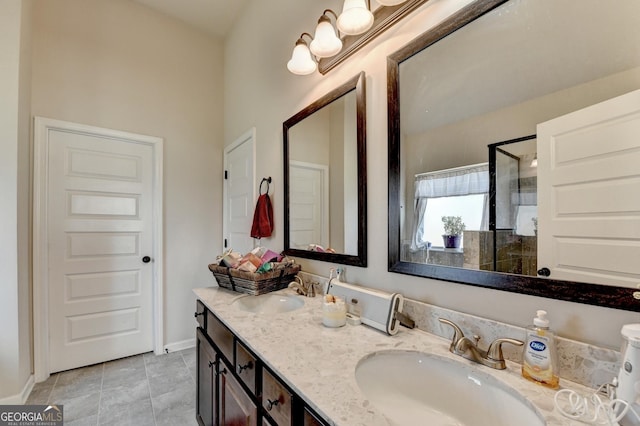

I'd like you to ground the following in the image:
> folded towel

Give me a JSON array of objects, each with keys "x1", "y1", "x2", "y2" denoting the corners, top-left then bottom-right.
[{"x1": 250, "y1": 193, "x2": 274, "y2": 239}]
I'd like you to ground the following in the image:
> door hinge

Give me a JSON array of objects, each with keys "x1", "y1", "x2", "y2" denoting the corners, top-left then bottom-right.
[
  {"x1": 224, "y1": 170, "x2": 228, "y2": 180},
  {"x1": 224, "y1": 238, "x2": 228, "y2": 248}
]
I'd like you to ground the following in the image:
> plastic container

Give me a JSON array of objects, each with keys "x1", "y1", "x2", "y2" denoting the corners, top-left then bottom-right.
[{"x1": 522, "y1": 310, "x2": 559, "y2": 389}]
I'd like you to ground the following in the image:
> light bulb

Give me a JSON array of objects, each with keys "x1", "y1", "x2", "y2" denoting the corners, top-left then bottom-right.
[
  {"x1": 310, "y1": 16, "x2": 343, "y2": 58},
  {"x1": 287, "y1": 39, "x2": 317, "y2": 75},
  {"x1": 376, "y1": 0, "x2": 409, "y2": 5},
  {"x1": 337, "y1": 0, "x2": 374, "y2": 36}
]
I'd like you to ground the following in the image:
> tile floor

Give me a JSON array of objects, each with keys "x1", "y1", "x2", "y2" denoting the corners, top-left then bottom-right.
[{"x1": 26, "y1": 348, "x2": 198, "y2": 426}]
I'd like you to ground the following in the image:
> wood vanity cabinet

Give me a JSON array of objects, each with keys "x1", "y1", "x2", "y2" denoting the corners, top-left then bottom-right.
[
  {"x1": 195, "y1": 301, "x2": 329, "y2": 426},
  {"x1": 218, "y1": 357, "x2": 258, "y2": 425},
  {"x1": 196, "y1": 328, "x2": 217, "y2": 426},
  {"x1": 262, "y1": 369, "x2": 292, "y2": 425}
]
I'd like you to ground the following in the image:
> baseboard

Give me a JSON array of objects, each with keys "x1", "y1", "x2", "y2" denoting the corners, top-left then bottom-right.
[
  {"x1": 0, "y1": 374, "x2": 34, "y2": 405},
  {"x1": 163, "y1": 338, "x2": 195, "y2": 353}
]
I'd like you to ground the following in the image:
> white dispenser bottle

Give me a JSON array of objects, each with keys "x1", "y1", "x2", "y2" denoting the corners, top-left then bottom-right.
[
  {"x1": 522, "y1": 310, "x2": 559, "y2": 389},
  {"x1": 617, "y1": 323, "x2": 640, "y2": 425}
]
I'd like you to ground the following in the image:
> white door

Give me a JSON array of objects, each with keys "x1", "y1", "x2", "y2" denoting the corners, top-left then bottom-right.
[
  {"x1": 43, "y1": 121, "x2": 159, "y2": 373},
  {"x1": 223, "y1": 129, "x2": 255, "y2": 255},
  {"x1": 289, "y1": 161, "x2": 329, "y2": 250},
  {"x1": 537, "y1": 89, "x2": 640, "y2": 287}
]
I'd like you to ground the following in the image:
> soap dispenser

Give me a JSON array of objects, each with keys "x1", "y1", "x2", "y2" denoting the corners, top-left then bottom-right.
[{"x1": 522, "y1": 310, "x2": 559, "y2": 389}]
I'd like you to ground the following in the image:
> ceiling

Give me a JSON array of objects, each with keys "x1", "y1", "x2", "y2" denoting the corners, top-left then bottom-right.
[{"x1": 132, "y1": 0, "x2": 249, "y2": 38}]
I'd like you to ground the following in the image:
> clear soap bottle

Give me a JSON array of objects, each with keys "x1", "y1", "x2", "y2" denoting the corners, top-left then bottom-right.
[{"x1": 522, "y1": 310, "x2": 559, "y2": 389}]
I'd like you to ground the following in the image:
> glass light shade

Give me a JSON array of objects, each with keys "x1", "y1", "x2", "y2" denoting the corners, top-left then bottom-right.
[
  {"x1": 337, "y1": 0, "x2": 374, "y2": 35},
  {"x1": 310, "y1": 20, "x2": 343, "y2": 58},
  {"x1": 287, "y1": 41, "x2": 317, "y2": 75},
  {"x1": 376, "y1": 0, "x2": 409, "y2": 5}
]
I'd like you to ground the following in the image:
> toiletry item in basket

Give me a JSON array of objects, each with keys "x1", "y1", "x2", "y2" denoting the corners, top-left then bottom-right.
[
  {"x1": 237, "y1": 252, "x2": 263, "y2": 273},
  {"x1": 522, "y1": 310, "x2": 559, "y2": 389},
  {"x1": 218, "y1": 250, "x2": 242, "y2": 268}
]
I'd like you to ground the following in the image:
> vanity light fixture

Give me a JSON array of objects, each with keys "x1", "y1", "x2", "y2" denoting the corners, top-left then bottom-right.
[
  {"x1": 288, "y1": 1, "x2": 375, "y2": 75},
  {"x1": 376, "y1": 0, "x2": 409, "y2": 5},
  {"x1": 337, "y1": 0, "x2": 374, "y2": 35},
  {"x1": 530, "y1": 155, "x2": 538, "y2": 168},
  {"x1": 287, "y1": 33, "x2": 317, "y2": 75},
  {"x1": 310, "y1": 10, "x2": 343, "y2": 58}
]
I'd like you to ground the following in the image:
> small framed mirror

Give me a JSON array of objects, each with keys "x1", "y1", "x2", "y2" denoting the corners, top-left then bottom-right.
[{"x1": 284, "y1": 72, "x2": 367, "y2": 266}]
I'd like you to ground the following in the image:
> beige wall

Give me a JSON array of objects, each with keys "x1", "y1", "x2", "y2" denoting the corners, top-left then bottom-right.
[
  {"x1": 224, "y1": 0, "x2": 638, "y2": 349},
  {"x1": 31, "y1": 0, "x2": 224, "y2": 351},
  {"x1": 403, "y1": 67, "x2": 640, "y2": 213},
  {"x1": 0, "y1": 0, "x2": 33, "y2": 402}
]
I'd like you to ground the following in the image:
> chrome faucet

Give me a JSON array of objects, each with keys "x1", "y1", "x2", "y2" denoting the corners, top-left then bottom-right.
[
  {"x1": 288, "y1": 276, "x2": 315, "y2": 297},
  {"x1": 438, "y1": 318, "x2": 523, "y2": 370}
]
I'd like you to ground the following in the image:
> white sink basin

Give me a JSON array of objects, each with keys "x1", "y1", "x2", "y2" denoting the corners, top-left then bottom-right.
[
  {"x1": 231, "y1": 293, "x2": 304, "y2": 314},
  {"x1": 355, "y1": 350, "x2": 546, "y2": 426}
]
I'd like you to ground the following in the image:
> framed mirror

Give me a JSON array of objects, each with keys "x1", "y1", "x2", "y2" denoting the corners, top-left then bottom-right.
[
  {"x1": 284, "y1": 72, "x2": 367, "y2": 267},
  {"x1": 387, "y1": 0, "x2": 640, "y2": 311}
]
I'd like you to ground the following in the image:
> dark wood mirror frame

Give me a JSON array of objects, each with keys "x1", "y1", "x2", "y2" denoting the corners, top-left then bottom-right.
[
  {"x1": 284, "y1": 72, "x2": 367, "y2": 267},
  {"x1": 387, "y1": 0, "x2": 639, "y2": 311}
]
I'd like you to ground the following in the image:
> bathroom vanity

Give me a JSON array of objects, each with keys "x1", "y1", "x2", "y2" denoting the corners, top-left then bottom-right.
[
  {"x1": 194, "y1": 297, "x2": 326, "y2": 426},
  {"x1": 194, "y1": 286, "x2": 597, "y2": 425}
]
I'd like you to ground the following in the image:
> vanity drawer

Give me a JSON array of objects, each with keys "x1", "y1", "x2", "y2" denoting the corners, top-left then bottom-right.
[
  {"x1": 206, "y1": 311, "x2": 234, "y2": 362},
  {"x1": 195, "y1": 300, "x2": 206, "y2": 329},
  {"x1": 262, "y1": 369, "x2": 292, "y2": 426},
  {"x1": 235, "y1": 341, "x2": 257, "y2": 395}
]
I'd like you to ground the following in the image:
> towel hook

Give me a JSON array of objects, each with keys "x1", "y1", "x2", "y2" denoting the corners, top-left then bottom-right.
[{"x1": 259, "y1": 177, "x2": 272, "y2": 195}]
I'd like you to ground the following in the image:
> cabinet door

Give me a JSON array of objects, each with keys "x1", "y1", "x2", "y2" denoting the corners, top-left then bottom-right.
[
  {"x1": 219, "y1": 360, "x2": 258, "y2": 426},
  {"x1": 196, "y1": 328, "x2": 217, "y2": 426}
]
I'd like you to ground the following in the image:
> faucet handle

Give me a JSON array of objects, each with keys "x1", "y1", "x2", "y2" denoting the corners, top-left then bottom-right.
[
  {"x1": 438, "y1": 318, "x2": 465, "y2": 351},
  {"x1": 486, "y1": 338, "x2": 524, "y2": 366}
]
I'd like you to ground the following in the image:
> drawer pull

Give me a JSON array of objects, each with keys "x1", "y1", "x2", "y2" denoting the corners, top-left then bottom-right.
[
  {"x1": 194, "y1": 311, "x2": 204, "y2": 318},
  {"x1": 237, "y1": 360, "x2": 253, "y2": 374},
  {"x1": 266, "y1": 397, "x2": 282, "y2": 411},
  {"x1": 208, "y1": 360, "x2": 215, "y2": 368}
]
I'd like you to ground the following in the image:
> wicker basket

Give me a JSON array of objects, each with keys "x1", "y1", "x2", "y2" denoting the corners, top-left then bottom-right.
[{"x1": 208, "y1": 263, "x2": 301, "y2": 295}]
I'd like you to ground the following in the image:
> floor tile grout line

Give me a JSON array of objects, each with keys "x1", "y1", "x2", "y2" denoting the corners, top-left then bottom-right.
[
  {"x1": 179, "y1": 349, "x2": 196, "y2": 386},
  {"x1": 94, "y1": 362, "x2": 104, "y2": 426},
  {"x1": 46, "y1": 372, "x2": 60, "y2": 405},
  {"x1": 144, "y1": 352, "x2": 159, "y2": 426}
]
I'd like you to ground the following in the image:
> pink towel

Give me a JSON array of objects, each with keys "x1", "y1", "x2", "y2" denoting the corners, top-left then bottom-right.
[{"x1": 250, "y1": 194, "x2": 273, "y2": 239}]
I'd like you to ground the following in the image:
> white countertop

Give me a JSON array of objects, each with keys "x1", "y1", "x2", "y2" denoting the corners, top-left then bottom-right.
[{"x1": 194, "y1": 286, "x2": 591, "y2": 426}]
